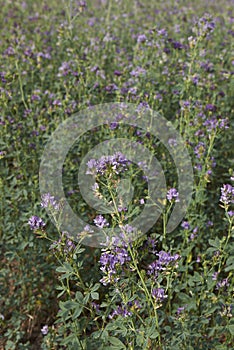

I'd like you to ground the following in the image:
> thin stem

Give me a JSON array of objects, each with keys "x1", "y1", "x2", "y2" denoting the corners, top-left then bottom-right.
[
  {"x1": 15, "y1": 60, "x2": 28, "y2": 109},
  {"x1": 127, "y1": 245, "x2": 161, "y2": 346}
]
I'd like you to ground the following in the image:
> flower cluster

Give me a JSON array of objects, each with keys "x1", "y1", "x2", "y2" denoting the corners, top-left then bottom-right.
[
  {"x1": 146, "y1": 236, "x2": 157, "y2": 254},
  {"x1": 109, "y1": 299, "x2": 141, "y2": 319},
  {"x1": 86, "y1": 152, "x2": 130, "y2": 176},
  {"x1": 220, "y1": 184, "x2": 234, "y2": 206},
  {"x1": 152, "y1": 288, "x2": 167, "y2": 302},
  {"x1": 130, "y1": 66, "x2": 146, "y2": 77},
  {"x1": 177, "y1": 306, "x2": 186, "y2": 317},
  {"x1": 203, "y1": 116, "x2": 229, "y2": 132},
  {"x1": 120, "y1": 224, "x2": 137, "y2": 244},
  {"x1": 194, "y1": 14, "x2": 216, "y2": 38},
  {"x1": 137, "y1": 34, "x2": 147, "y2": 44},
  {"x1": 199, "y1": 15, "x2": 215, "y2": 33},
  {"x1": 93, "y1": 215, "x2": 109, "y2": 229},
  {"x1": 41, "y1": 193, "x2": 61, "y2": 211},
  {"x1": 28, "y1": 215, "x2": 45, "y2": 230},
  {"x1": 216, "y1": 277, "x2": 229, "y2": 290},
  {"x1": 109, "y1": 305, "x2": 132, "y2": 319},
  {"x1": 194, "y1": 142, "x2": 206, "y2": 159},
  {"x1": 41, "y1": 325, "x2": 48, "y2": 336},
  {"x1": 99, "y1": 237, "x2": 131, "y2": 286},
  {"x1": 181, "y1": 221, "x2": 190, "y2": 230},
  {"x1": 49, "y1": 231, "x2": 76, "y2": 255},
  {"x1": 166, "y1": 188, "x2": 180, "y2": 202},
  {"x1": 148, "y1": 251, "x2": 180, "y2": 278}
]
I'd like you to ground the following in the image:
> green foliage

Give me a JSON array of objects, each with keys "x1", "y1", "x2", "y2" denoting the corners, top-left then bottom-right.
[{"x1": 0, "y1": 0, "x2": 233, "y2": 349}]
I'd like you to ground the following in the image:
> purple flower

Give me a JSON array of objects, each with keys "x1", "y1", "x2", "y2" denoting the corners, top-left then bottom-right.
[
  {"x1": 181, "y1": 221, "x2": 190, "y2": 230},
  {"x1": 114, "y1": 70, "x2": 122, "y2": 76},
  {"x1": 91, "y1": 302, "x2": 100, "y2": 312},
  {"x1": 128, "y1": 87, "x2": 137, "y2": 95},
  {"x1": 196, "y1": 14, "x2": 216, "y2": 37},
  {"x1": 105, "y1": 83, "x2": 118, "y2": 92},
  {"x1": 203, "y1": 117, "x2": 219, "y2": 131},
  {"x1": 216, "y1": 278, "x2": 229, "y2": 290},
  {"x1": 167, "y1": 188, "x2": 180, "y2": 202},
  {"x1": 177, "y1": 306, "x2": 186, "y2": 316},
  {"x1": 194, "y1": 142, "x2": 206, "y2": 159},
  {"x1": 83, "y1": 224, "x2": 94, "y2": 233},
  {"x1": 41, "y1": 193, "x2": 61, "y2": 210},
  {"x1": 130, "y1": 66, "x2": 146, "y2": 77},
  {"x1": 172, "y1": 41, "x2": 184, "y2": 50},
  {"x1": 205, "y1": 104, "x2": 216, "y2": 112},
  {"x1": 146, "y1": 237, "x2": 157, "y2": 254},
  {"x1": 78, "y1": 0, "x2": 87, "y2": 8},
  {"x1": 117, "y1": 206, "x2": 127, "y2": 212},
  {"x1": 65, "y1": 239, "x2": 76, "y2": 252},
  {"x1": 212, "y1": 272, "x2": 219, "y2": 281},
  {"x1": 127, "y1": 299, "x2": 142, "y2": 310},
  {"x1": 0, "y1": 151, "x2": 6, "y2": 158},
  {"x1": 49, "y1": 232, "x2": 75, "y2": 255},
  {"x1": 53, "y1": 99, "x2": 62, "y2": 106},
  {"x1": 91, "y1": 182, "x2": 99, "y2": 192},
  {"x1": 157, "y1": 28, "x2": 167, "y2": 37},
  {"x1": 220, "y1": 184, "x2": 234, "y2": 205},
  {"x1": 193, "y1": 76, "x2": 199, "y2": 85},
  {"x1": 94, "y1": 215, "x2": 109, "y2": 229},
  {"x1": 28, "y1": 216, "x2": 45, "y2": 230},
  {"x1": 168, "y1": 138, "x2": 177, "y2": 147},
  {"x1": 206, "y1": 220, "x2": 213, "y2": 227},
  {"x1": 86, "y1": 152, "x2": 130, "y2": 176},
  {"x1": 181, "y1": 100, "x2": 190, "y2": 109},
  {"x1": 121, "y1": 224, "x2": 135, "y2": 235},
  {"x1": 41, "y1": 325, "x2": 48, "y2": 335},
  {"x1": 152, "y1": 288, "x2": 167, "y2": 302},
  {"x1": 194, "y1": 163, "x2": 202, "y2": 172},
  {"x1": 136, "y1": 101, "x2": 150, "y2": 112},
  {"x1": 31, "y1": 94, "x2": 41, "y2": 101},
  {"x1": 137, "y1": 34, "x2": 147, "y2": 44},
  {"x1": 148, "y1": 251, "x2": 180, "y2": 277},
  {"x1": 218, "y1": 118, "x2": 229, "y2": 129},
  {"x1": 110, "y1": 122, "x2": 118, "y2": 130},
  {"x1": 99, "y1": 238, "x2": 131, "y2": 285},
  {"x1": 190, "y1": 233, "x2": 196, "y2": 241},
  {"x1": 157, "y1": 251, "x2": 180, "y2": 265},
  {"x1": 3, "y1": 46, "x2": 15, "y2": 56},
  {"x1": 86, "y1": 159, "x2": 97, "y2": 175},
  {"x1": 109, "y1": 305, "x2": 132, "y2": 319}
]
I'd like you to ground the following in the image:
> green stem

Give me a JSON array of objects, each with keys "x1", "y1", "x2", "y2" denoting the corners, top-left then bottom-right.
[
  {"x1": 15, "y1": 60, "x2": 28, "y2": 109},
  {"x1": 127, "y1": 245, "x2": 161, "y2": 346}
]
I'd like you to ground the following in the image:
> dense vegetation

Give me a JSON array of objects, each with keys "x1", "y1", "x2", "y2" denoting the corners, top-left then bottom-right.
[{"x1": 0, "y1": 0, "x2": 233, "y2": 349}]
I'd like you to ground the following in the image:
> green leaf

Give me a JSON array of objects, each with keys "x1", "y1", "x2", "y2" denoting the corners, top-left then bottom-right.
[
  {"x1": 228, "y1": 324, "x2": 234, "y2": 335},
  {"x1": 149, "y1": 330, "x2": 159, "y2": 339},
  {"x1": 83, "y1": 293, "x2": 90, "y2": 304},
  {"x1": 108, "y1": 337, "x2": 126, "y2": 349},
  {"x1": 76, "y1": 291, "x2": 83, "y2": 302},
  {"x1": 63, "y1": 300, "x2": 77, "y2": 310},
  {"x1": 91, "y1": 283, "x2": 101, "y2": 292},
  {"x1": 105, "y1": 323, "x2": 119, "y2": 331},
  {"x1": 91, "y1": 291, "x2": 99, "y2": 300},
  {"x1": 56, "y1": 262, "x2": 73, "y2": 274},
  {"x1": 5, "y1": 340, "x2": 16, "y2": 350},
  {"x1": 225, "y1": 264, "x2": 234, "y2": 272},
  {"x1": 72, "y1": 305, "x2": 83, "y2": 319},
  {"x1": 208, "y1": 238, "x2": 220, "y2": 249}
]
